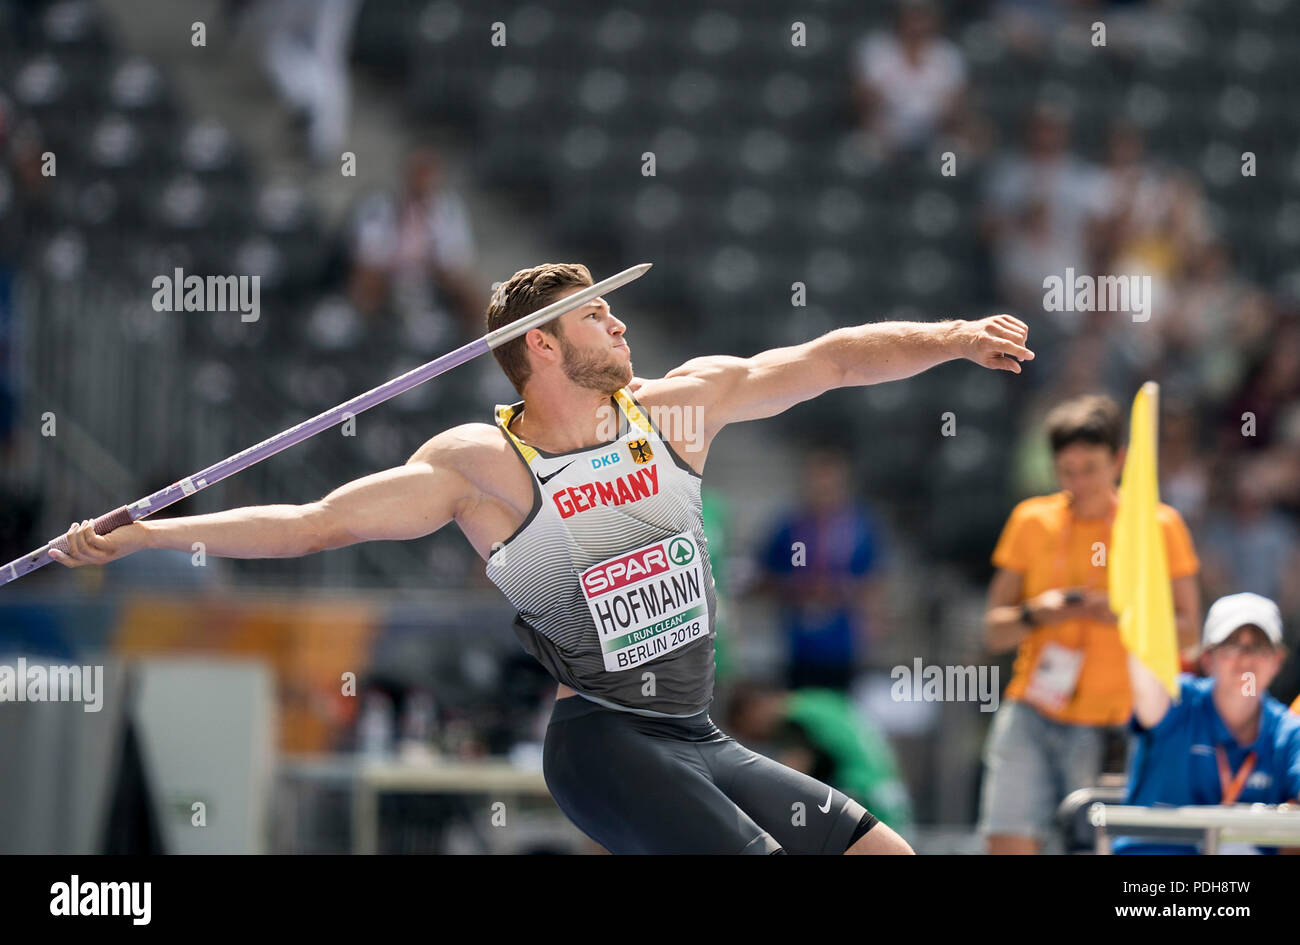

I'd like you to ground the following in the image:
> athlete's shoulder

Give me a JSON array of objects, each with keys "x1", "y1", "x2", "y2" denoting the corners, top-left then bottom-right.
[
  {"x1": 632, "y1": 358, "x2": 748, "y2": 411},
  {"x1": 409, "y1": 423, "x2": 511, "y2": 467}
]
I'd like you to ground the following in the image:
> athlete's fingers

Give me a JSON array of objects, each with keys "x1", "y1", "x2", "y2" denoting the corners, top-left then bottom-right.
[
  {"x1": 82, "y1": 523, "x2": 115, "y2": 552},
  {"x1": 991, "y1": 353, "x2": 1022, "y2": 374},
  {"x1": 79, "y1": 520, "x2": 115, "y2": 561},
  {"x1": 68, "y1": 520, "x2": 109, "y2": 562},
  {"x1": 66, "y1": 520, "x2": 90, "y2": 559},
  {"x1": 68, "y1": 519, "x2": 87, "y2": 558},
  {"x1": 993, "y1": 336, "x2": 1034, "y2": 361},
  {"x1": 985, "y1": 321, "x2": 1020, "y2": 342},
  {"x1": 993, "y1": 314, "x2": 1028, "y2": 338},
  {"x1": 988, "y1": 316, "x2": 1027, "y2": 342},
  {"x1": 63, "y1": 521, "x2": 83, "y2": 557}
]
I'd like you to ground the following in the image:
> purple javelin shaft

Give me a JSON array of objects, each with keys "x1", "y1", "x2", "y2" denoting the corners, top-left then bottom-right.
[{"x1": 1, "y1": 263, "x2": 651, "y2": 587}]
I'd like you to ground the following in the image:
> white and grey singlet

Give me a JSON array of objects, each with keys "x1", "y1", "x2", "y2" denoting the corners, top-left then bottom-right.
[{"x1": 484, "y1": 387, "x2": 717, "y2": 718}]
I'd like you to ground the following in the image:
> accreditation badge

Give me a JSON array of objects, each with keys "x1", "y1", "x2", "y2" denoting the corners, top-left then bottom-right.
[
  {"x1": 578, "y1": 531, "x2": 709, "y2": 672},
  {"x1": 1023, "y1": 641, "x2": 1085, "y2": 714}
]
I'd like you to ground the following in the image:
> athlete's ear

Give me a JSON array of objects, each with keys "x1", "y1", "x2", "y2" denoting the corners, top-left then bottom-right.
[{"x1": 525, "y1": 326, "x2": 562, "y2": 363}]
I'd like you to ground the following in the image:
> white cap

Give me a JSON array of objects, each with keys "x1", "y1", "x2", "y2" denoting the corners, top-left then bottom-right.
[{"x1": 1202, "y1": 593, "x2": 1283, "y2": 649}]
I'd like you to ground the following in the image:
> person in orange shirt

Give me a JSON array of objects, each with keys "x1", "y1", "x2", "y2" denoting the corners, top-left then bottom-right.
[{"x1": 978, "y1": 394, "x2": 1200, "y2": 854}]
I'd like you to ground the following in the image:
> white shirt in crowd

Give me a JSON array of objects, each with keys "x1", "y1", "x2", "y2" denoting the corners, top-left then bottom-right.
[
  {"x1": 350, "y1": 189, "x2": 475, "y2": 277},
  {"x1": 855, "y1": 30, "x2": 967, "y2": 149}
]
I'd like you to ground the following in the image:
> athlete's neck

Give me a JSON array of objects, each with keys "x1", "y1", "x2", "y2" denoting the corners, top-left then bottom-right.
[{"x1": 512, "y1": 386, "x2": 620, "y2": 453}]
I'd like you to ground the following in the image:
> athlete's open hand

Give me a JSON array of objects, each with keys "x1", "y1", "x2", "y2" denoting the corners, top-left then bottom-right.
[
  {"x1": 956, "y1": 315, "x2": 1033, "y2": 373},
  {"x1": 48, "y1": 520, "x2": 145, "y2": 568}
]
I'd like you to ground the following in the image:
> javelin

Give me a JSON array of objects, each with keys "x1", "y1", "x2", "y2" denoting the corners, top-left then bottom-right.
[{"x1": 1, "y1": 263, "x2": 652, "y2": 587}]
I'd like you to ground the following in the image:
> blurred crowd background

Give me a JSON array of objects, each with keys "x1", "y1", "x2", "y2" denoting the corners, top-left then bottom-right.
[{"x1": 2, "y1": 0, "x2": 1299, "y2": 853}]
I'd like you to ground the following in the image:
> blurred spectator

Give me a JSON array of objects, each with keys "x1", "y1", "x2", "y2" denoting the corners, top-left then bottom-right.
[
  {"x1": 254, "y1": 0, "x2": 362, "y2": 165},
  {"x1": 725, "y1": 680, "x2": 913, "y2": 831},
  {"x1": 1199, "y1": 457, "x2": 1300, "y2": 613},
  {"x1": 0, "y1": 97, "x2": 18, "y2": 459},
  {"x1": 1119, "y1": 593, "x2": 1300, "y2": 854},
  {"x1": 1157, "y1": 399, "x2": 1210, "y2": 531},
  {"x1": 991, "y1": 0, "x2": 1070, "y2": 56},
  {"x1": 757, "y1": 448, "x2": 887, "y2": 691},
  {"x1": 852, "y1": 0, "x2": 967, "y2": 155},
  {"x1": 1093, "y1": 121, "x2": 1212, "y2": 331},
  {"x1": 1163, "y1": 242, "x2": 1272, "y2": 405},
  {"x1": 993, "y1": 0, "x2": 1157, "y2": 59},
  {"x1": 346, "y1": 148, "x2": 482, "y2": 340},
  {"x1": 979, "y1": 394, "x2": 1200, "y2": 854},
  {"x1": 982, "y1": 102, "x2": 1107, "y2": 341},
  {"x1": 1225, "y1": 319, "x2": 1300, "y2": 453},
  {"x1": 0, "y1": 93, "x2": 49, "y2": 459}
]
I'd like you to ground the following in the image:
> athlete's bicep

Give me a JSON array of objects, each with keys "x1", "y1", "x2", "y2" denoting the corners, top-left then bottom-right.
[
  {"x1": 312, "y1": 434, "x2": 479, "y2": 548},
  {"x1": 660, "y1": 341, "x2": 839, "y2": 432}
]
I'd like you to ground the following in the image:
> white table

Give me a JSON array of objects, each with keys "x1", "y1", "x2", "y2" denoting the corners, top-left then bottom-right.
[
  {"x1": 279, "y1": 754, "x2": 553, "y2": 854},
  {"x1": 1089, "y1": 803, "x2": 1300, "y2": 853}
]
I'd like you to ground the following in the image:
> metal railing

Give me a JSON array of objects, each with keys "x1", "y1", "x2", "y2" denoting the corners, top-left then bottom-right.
[{"x1": 12, "y1": 273, "x2": 435, "y2": 588}]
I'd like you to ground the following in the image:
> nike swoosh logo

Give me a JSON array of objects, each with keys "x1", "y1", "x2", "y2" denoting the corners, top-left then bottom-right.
[
  {"x1": 818, "y1": 786, "x2": 833, "y2": 814},
  {"x1": 537, "y1": 461, "x2": 574, "y2": 485}
]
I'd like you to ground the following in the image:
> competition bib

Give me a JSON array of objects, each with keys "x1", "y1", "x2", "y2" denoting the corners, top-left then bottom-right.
[
  {"x1": 579, "y1": 531, "x2": 709, "y2": 672},
  {"x1": 1023, "y1": 641, "x2": 1085, "y2": 713}
]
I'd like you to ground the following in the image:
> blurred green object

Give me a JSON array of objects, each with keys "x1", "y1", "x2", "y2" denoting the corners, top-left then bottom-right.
[
  {"x1": 701, "y1": 487, "x2": 730, "y2": 682},
  {"x1": 786, "y1": 688, "x2": 914, "y2": 831}
]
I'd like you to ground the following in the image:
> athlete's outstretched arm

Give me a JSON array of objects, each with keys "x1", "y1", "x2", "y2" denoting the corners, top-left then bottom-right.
[
  {"x1": 48, "y1": 426, "x2": 482, "y2": 567},
  {"x1": 653, "y1": 315, "x2": 1032, "y2": 433}
]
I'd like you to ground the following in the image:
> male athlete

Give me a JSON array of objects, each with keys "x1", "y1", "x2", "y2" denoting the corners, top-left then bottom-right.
[{"x1": 51, "y1": 262, "x2": 1033, "y2": 854}]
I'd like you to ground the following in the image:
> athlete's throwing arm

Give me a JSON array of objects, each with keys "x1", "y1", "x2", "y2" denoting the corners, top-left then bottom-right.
[
  {"x1": 636, "y1": 314, "x2": 1031, "y2": 453},
  {"x1": 48, "y1": 315, "x2": 1030, "y2": 567}
]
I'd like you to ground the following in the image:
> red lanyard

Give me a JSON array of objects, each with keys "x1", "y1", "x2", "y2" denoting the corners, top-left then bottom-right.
[{"x1": 1215, "y1": 745, "x2": 1257, "y2": 805}]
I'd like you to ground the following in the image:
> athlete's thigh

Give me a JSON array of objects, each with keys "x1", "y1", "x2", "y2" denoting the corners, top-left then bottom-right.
[
  {"x1": 543, "y1": 710, "x2": 779, "y2": 854},
  {"x1": 704, "y1": 737, "x2": 867, "y2": 855}
]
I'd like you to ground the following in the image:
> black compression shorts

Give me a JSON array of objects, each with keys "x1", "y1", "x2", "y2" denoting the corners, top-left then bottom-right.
[{"x1": 543, "y1": 694, "x2": 873, "y2": 854}]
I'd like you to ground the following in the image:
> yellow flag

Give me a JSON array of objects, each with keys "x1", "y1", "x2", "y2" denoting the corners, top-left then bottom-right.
[{"x1": 1109, "y1": 382, "x2": 1179, "y2": 697}]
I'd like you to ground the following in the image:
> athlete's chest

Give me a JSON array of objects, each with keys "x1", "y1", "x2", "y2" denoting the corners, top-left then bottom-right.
[
  {"x1": 533, "y1": 436, "x2": 669, "y2": 521},
  {"x1": 459, "y1": 430, "x2": 681, "y2": 560}
]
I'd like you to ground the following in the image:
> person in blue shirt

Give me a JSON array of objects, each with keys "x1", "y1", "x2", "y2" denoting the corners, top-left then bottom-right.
[
  {"x1": 759, "y1": 448, "x2": 885, "y2": 692},
  {"x1": 1118, "y1": 592, "x2": 1300, "y2": 854}
]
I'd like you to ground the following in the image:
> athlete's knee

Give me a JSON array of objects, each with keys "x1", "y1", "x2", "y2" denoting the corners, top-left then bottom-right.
[{"x1": 844, "y1": 813, "x2": 914, "y2": 855}]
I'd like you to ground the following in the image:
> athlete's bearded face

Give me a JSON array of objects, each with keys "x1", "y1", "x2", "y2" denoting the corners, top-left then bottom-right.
[{"x1": 552, "y1": 298, "x2": 633, "y2": 394}]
